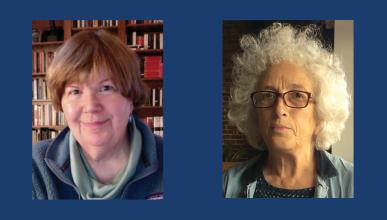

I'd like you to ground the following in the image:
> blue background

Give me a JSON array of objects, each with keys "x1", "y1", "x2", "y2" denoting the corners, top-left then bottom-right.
[{"x1": 1, "y1": 0, "x2": 385, "y2": 219}]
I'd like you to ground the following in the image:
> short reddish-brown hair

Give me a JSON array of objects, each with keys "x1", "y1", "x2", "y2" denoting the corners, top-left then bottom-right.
[{"x1": 47, "y1": 30, "x2": 147, "y2": 111}]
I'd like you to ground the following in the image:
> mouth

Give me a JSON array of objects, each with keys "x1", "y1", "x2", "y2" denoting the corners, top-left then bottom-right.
[
  {"x1": 270, "y1": 124, "x2": 290, "y2": 132},
  {"x1": 81, "y1": 119, "x2": 109, "y2": 129}
]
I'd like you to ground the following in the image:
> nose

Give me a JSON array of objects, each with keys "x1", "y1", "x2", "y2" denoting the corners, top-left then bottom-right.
[
  {"x1": 273, "y1": 95, "x2": 288, "y2": 117},
  {"x1": 82, "y1": 91, "x2": 102, "y2": 113}
]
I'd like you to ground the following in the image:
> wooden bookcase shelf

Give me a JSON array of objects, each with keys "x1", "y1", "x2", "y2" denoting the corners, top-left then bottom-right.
[
  {"x1": 32, "y1": 20, "x2": 64, "y2": 29},
  {"x1": 32, "y1": 19, "x2": 164, "y2": 144},
  {"x1": 32, "y1": 125, "x2": 65, "y2": 130},
  {"x1": 72, "y1": 26, "x2": 118, "y2": 31},
  {"x1": 32, "y1": 73, "x2": 46, "y2": 77},
  {"x1": 134, "y1": 49, "x2": 163, "y2": 55},
  {"x1": 32, "y1": 99, "x2": 51, "y2": 103},
  {"x1": 126, "y1": 23, "x2": 163, "y2": 31},
  {"x1": 135, "y1": 106, "x2": 163, "y2": 118},
  {"x1": 32, "y1": 41, "x2": 64, "y2": 46}
]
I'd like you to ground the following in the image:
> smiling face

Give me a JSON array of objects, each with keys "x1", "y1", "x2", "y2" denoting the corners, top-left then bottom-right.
[
  {"x1": 256, "y1": 62, "x2": 318, "y2": 153},
  {"x1": 61, "y1": 72, "x2": 133, "y2": 150}
]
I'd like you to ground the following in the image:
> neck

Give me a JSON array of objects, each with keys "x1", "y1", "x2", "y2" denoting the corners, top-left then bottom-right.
[
  {"x1": 81, "y1": 138, "x2": 131, "y2": 184},
  {"x1": 263, "y1": 145, "x2": 316, "y2": 189}
]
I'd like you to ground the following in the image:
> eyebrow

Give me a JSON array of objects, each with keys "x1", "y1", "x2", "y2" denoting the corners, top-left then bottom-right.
[
  {"x1": 98, "y1": 78, "x2": 112, "y2": 84},
  {"x1": 288, "y1": 84, "x2": 308, "y2": 90},
  {"x1": 259, "y1": 84, "x2": 308, "y2": 91},
  {"x1": 66, "y1": 78, "x2": 112, "y2": 87}
]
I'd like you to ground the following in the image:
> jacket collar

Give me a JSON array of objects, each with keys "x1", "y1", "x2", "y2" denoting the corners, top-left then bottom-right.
[{"x1": 315, "y1": 150, "x2": 338, "y2": 179}]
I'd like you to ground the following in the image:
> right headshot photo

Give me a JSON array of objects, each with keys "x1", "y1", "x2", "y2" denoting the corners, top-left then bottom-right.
[{"x1": 223, "y1": 20, "x2": 354, "y2": 198}]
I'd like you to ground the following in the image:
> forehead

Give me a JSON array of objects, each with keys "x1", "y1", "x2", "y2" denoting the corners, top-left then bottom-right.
[
  {"x1": 257, "y1": 62, "x2": 314, "y2": 91},
  {"x1": 66, "y1": 69, "x2": 114, "y2": 85}
]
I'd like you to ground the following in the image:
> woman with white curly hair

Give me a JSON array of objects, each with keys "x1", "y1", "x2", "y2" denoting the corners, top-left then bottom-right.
[{"x1": 223, "y1": 23, "x2": 353, "y2": 198}]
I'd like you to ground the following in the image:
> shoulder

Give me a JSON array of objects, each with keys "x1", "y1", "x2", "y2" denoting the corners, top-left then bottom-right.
[
  {"x1": 32, "y1": 139, "x2": 52, "y2": 165},
  {"x1": 225, "y1": 158, "x2": 257, "y2": 179},
  {"x1": 223, "y1": 152, "x2": 265, "y2": 198},
  {"x1": 323, "y1": 151, "x2": 353, "y2": 177},
  {"x1": 319, "y1": 151, "x2": 354, "y2": 197},
  {"x1": 32, "y1": 139, "x2": 53, "y2": 200},
  {"x1": 153, "y1": 134, "x2": 163, "y2": 163},
  {"x1": 154, "y1": 135, "x2": 163, "y2": 149}
]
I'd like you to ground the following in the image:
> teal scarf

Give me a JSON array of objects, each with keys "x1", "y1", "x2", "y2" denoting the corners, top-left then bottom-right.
[{"x1": 69, "y1": 120, "x2": 142, "y2": 200}]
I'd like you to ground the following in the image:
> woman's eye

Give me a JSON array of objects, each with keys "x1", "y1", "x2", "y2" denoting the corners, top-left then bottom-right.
[
  {"x1": 100, "y1": 85, "x2": 116, "y2": 92},
  {"x1": 261, "y1": 92, "x2": 274, "y2": 99},
  {"x1": 292, "y1": 92, "x2": 306, "y2": 99},
  {"x1": 68, "y1": 89, "x2": 81, "y2": 96}
]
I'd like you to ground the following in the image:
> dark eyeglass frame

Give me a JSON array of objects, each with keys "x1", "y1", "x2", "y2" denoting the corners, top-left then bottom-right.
[{"x1": 250, "y1": 90, "x2": 313, "y2": 108}]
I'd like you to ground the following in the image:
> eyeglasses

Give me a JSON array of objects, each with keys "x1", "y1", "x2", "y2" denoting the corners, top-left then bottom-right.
[{"x1": 251, "y1": 90, "x2": 313, "y2": 108}]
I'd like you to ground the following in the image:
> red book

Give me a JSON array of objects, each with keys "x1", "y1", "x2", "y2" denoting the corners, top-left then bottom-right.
[{"x1": 144, "y1": 56, "x2": 162, "y2": 62}]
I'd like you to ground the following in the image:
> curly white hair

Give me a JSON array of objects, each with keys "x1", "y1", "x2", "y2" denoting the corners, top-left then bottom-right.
[{"x1": 228, "y1": 23, "x2": 350, "y2": 150}]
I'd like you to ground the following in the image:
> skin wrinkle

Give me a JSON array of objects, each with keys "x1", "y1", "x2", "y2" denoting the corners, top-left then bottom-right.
[{"x1": 257, "y1": 61, "x2": 317, "y2": 189}]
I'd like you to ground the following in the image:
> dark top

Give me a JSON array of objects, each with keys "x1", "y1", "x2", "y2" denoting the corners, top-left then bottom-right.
[{"x1": 253, "y1": 171, "x2": 315, "y2": 198}]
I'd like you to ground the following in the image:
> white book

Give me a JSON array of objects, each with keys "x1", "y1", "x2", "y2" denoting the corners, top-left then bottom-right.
[
  {"x1": 160, "y1": 88, "x2": 163, "y2": 106},
  {"x1": 36, "y1": 105, "x2": 41, "y2": 126},
  {"x1": 160, "y1": 33, "x2": 163, "y2": 49},
  {"x1": 45, "y1": 104, "x2": 49, "y2": 126},
  {"x1": 33, "y1": 79, "x2": 37, "y2": 100},
  {"x1": 33, "y1": 105, "x2": 37, "y2": 126},
  {"x1": 132, "y1": 32, "x2": 137, "y2": 47},
  {"x1": 52, "y1": 107, "x2": 56, "y2": 126},
  {"x1": 60, "y1": 110, "x2": 64, "y2": 126},
  {"x1": 153, "y1": 33, "x2": 157, "y2": 49},
  {"x1": 42, "y1": 79, "x2": 47, "y2": 100},
  {"x1": 144, "y1": 33, "x2": 149, "y2": 49},
  {"x1": 154, "y1": 116, "x2": 160, "y2": 135},
  {"x1": 152, "y1": 88, "x2": 156, "y2": 106}
]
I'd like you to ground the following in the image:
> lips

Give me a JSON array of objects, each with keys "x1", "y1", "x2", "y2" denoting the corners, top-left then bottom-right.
[
  {"x1": 81, "y1": 119, "x2": 109, "y2": 129},
  {"x1": 271, "y1": 124, "x2": 289, "y2": 128},
  {"x1": 270, "y1": 124, "x2": 290, "y2": 131}
]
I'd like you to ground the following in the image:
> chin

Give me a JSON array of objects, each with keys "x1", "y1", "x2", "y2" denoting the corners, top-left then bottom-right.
[
  {"x1": 268, "y1": 139, "x2": 295, "y2": 151},
  {"x1": 82, "y1": 134, "x2": 112, "y2": 147}
]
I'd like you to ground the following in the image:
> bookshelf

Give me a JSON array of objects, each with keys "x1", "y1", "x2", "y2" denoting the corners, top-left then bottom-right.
[{"x1": 32, "y1": 20, "x2": 164, "y2": 144}]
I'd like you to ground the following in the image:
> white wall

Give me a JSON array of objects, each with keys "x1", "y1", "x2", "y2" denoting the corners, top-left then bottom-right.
[{"x1": 332, "y1": 20, "x2": 354, "y2": 163}]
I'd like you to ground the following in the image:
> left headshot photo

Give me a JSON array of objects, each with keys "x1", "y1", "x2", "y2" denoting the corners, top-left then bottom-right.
[{"x1": 32, "y1": 20, "x2": 164, "y2": 200}]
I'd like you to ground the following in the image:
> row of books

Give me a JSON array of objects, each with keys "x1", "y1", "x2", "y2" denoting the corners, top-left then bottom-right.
[
  {"x1": 73, "y1": 20, "x2": 119, "y2": 28},
  {"x1": 32, "y1": 78, "x2": 51, "y2": 100},
  {"x1": 127, "y1": 20, "x2": 163, "y2": 25},
  {"x1": 73, "y1": 20, "x2": 163, "y2": 28},
  {"x1": 145, "y1": 88, "x2": 163, "y2": 107},
  {"x1": 128, "y1": 32, "x2": 163, "y2": 49},
  {"x1": 32, "y1": 50, "x2": 55, "y2": 73},
  {"x1": 32, "y1": 128, "x2": 59, "y2": 144},
  {"x1": 32, "y1": 104, "x2": 66, "y2": 127},
  {"x1": 143, "y1": 116, "x2": 164, "y2": 137}
]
